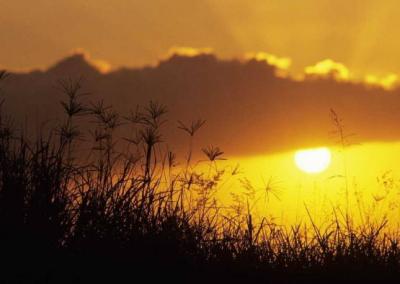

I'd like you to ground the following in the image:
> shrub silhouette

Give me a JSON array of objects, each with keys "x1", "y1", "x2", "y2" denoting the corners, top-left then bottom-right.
[{"x1": 0, "y1": 75, "x2": 400, "y2": 283}]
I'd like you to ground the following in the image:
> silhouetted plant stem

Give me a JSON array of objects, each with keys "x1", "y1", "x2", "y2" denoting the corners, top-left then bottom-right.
[{"x1": 330, "y1": 109, "x2": 350, "y2": 217}]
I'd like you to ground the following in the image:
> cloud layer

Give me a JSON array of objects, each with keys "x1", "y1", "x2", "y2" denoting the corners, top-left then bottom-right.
[{"x1": 2, "y1": 50, "x2": 400, "y2": 157}]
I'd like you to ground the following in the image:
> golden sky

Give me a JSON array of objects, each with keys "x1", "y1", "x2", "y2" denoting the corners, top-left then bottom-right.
[
  {"x1": 4, "y1": 1, "x2": 400, "y2": 225},
  {"x1": 2, "y1": 0, "x2": 400, "y2": 80}
]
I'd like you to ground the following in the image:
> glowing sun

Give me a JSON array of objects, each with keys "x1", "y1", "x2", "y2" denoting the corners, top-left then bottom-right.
[{"x1": 294, "y1": 147, "x2": 331, "y2": 174}]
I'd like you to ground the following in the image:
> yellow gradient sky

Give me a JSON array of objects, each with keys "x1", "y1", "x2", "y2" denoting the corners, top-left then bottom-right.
[
  {"x1": 210, "y1": 142, "x2": 400, "y2": 227},
  {"x1": 4, "y1": 0, "x2": 400, "y2": 226},
  {"x1": 2, "y1": 0, "x2": 400, "y2": 80}
]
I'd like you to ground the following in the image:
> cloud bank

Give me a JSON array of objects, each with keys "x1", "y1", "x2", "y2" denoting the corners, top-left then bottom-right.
[{"x1": 2, "y1": 49, "x2": 400, "y2": 157}]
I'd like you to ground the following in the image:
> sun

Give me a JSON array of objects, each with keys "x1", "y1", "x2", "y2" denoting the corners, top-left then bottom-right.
[{"x1": 294, "y1": 147, "x2": 331, "y2": 174}]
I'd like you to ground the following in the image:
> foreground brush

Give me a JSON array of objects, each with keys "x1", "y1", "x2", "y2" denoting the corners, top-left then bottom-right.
[{"x1": 0, "y1": 75, "x2": 399, "y2": 283}]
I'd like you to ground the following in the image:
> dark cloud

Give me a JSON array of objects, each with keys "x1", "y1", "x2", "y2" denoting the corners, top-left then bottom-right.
[{"x1": 2, "y1": 52, "x2": 400, "y2": 157}]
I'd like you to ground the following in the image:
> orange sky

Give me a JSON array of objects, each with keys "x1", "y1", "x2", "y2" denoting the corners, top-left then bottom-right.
[
  {"x1": 2, "y1": 0, "x2": 400, "y2": 81},
  {"x1": 4, "y1": 1, "x2": 400, "y2": 225}
]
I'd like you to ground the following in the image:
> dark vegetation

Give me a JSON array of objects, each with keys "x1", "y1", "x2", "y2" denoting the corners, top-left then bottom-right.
[{"x1": 1, "y1": 72, "x2": 400, "y2": 283}]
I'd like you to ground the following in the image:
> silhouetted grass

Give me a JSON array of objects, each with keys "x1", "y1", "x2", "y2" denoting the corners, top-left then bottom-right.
[{"x1": 1, "y1": 74, "x2": 400, "y2": 283}]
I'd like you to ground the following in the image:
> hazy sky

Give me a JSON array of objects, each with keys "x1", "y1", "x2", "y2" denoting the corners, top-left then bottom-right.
[{"x1": 2, "y1": 0, "x2": 400, "y2": 78}]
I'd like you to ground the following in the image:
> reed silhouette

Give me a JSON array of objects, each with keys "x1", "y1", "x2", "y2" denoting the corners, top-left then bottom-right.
[{"x1": 0, "y1": 73, "x2": 400, "y2": 283}]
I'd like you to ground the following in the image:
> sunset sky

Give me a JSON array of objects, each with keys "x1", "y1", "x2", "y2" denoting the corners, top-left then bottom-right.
[
  {"x1": 4, "y1": 0, "x2": 400, "y2": 225},
  {"x1": 5, "y1": 3, "x2": 400, "y2": 281},
  {"x1": 3, "y1": 0, "x2": 400, "y2": 82}
]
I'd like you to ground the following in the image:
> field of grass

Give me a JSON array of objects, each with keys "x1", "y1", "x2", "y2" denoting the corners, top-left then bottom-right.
[{"x1": 1, "y1": 73, "x2": 400, "y2": 283}]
